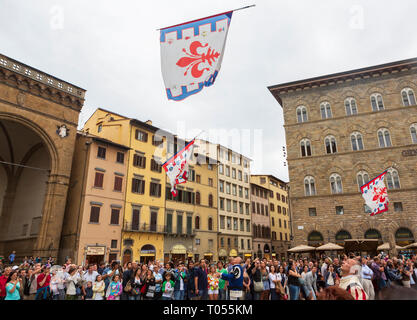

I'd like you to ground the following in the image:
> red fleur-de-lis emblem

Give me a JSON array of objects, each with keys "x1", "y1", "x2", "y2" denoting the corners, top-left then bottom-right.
[
  {"x1": 176, "y1": 41, "x2": 220, "y2": 78},
  {"x1": 372, "y1": 186, "x2": 387, "y2": 203}
]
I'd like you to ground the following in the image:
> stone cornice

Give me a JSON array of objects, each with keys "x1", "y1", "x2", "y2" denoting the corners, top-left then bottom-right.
[
  {"x1": 268, "y1": 57, "x2": 417, "y2": 106},
  {"x1": 0, "y1": 53, "x2": 86, "y2": 110}
]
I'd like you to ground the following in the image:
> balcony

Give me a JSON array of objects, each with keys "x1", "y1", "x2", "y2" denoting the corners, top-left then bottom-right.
[
  {"x1": 123, "y1": 222, "x2": 167, "y2": 234},
  {"x1": 165, "y1": 228, "x2": 196, "y2": 238}
]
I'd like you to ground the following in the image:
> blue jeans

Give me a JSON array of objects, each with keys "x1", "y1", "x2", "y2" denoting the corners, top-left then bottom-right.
[
  {"x1": 174, "y1": 290, "x2": 185, "y2": 300},
  {"x1": 161, "y1": 296, "x2": 172, "y2": 300},
  {"x1": 379, "y1": 278, "x2": 387, "y2": 290},
  {"x1": 289, "y1": 285, "x2": 300, "y2": 300},
  {"x1": 129, "y1": 295, "x2": 140, "y2": 300},
  {"x1": 270, "y1": 289, "x2": 280, "y2": 300},
  {"x1": 219, "y1": 288, "x2": 227, "y2": 300}
]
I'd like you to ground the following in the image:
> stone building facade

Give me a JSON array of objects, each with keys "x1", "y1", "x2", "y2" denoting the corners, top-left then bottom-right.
[
  {"x1": 269, "y1": 58, "x2": 417, "y2": 254},
  {"x1": 0, "y1": 53, "x2": 85, "y2": 261}
]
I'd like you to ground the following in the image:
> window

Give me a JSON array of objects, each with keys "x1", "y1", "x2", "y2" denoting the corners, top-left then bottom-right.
[
  {"x1": 252, "y1": 202, "x2": 256, "y2": 213},
  {"x1": 239, "y1": 186, "x2": 243, "y2": 198},
  {"x1": 189, "y1": 169, "x2": 196, "y2": 182},
  {"x1": 150, "y1": 158, "x2": 162, "y2": 172},
  {"x1": 371, "y1": 93, "x2": 384, "y2": 111},
  {"x1": 410, "y1": 124, "x2": 417, "y2": 144},
  {"x1": 135, "y1": 129, "x2": 148, "y2": 142},
  {"x1": 225, "y1": 166, "x2": 230, "y2": 177},
  {"x1": 208, "y1": 194, "x2": 213, "y2": 207},
  {"x1": 219, "y1": 164, "x2": 224, "y2": 174},
  {"x1": 220, "y1": 216, "x2": 225, "y2": 229},
  {"x1": 357, "y1": 171, "x2": 370, "y2": 189},
  {"x1": 239, "y1": 202, "x2": 243, "y2": 214},
  {"x1": 238, "y1": 170, "x2": 242, "y2": 181},
  {"x1": 177, "y1": 214, "x2": 183, "y2": 234},
  {"x1": 132, "y1": 208, "x2": 140, "y2": 230},
  {"x1": 351, "y1": 132, "x2": 364, "y2": 151},
  {"x1": 270, "y1": 203, "x2": 275, "y2": 212},
  {"x1": 378, "y1": 128, "x2": 392, "y2": 148},
  {"x1": 227, "y1": 217, "x2": 232, "y2": 230},
  {"x1": 309, "y1": 208, "x2": 317, "y2": 216},
  {"x1": 345, "y1": 98, "x2": 358, "y2": 115},
  {"x1": 336, "y1": 206, "x2": 344, "y2": 215},
  {"x1": 246, "y1": 220, "x2": 250, "y2": 232},
  {"x1": 97, "y1": 146, "x2": 106, "y2": 159},
  {"x1": 320, "y1": 102, "x2": 332, "y2": 119},
  {"x1": 276, "y1": 193, "x2": 280, "y2": 201},
  {"x1": 219, "y1": 180, "x2": 224, "y2": 193},
  {"x1": 187, "y1": 216, "x2": 192, "y2": 235},
  {"x1": 394, "y1": 202, "x2": 403, "y2": 212},
  {"x1": 330, "y1": 174, "x2": 343, "y2": 194},
  {"x1": 245, "y1": 188, "x2": 249, "y2": 199},
  {"x1": 131, "y1": 178, "x2": 145, "y2": 194},
  {"x1": 232, "y1": 154, "x2": 236, "y2": 163},
  {"x1": 220, "y1": 198, "x2": 224, "y2": 210},
  {"x1": 208, "y1": 178, "x2": 213, "y2": 187},
  {"x1": 386, "y1": 168, "x2": 400, "y2": 190},
  {"x1": 256, "y1": 203, "x2": 260, "y2": 214},
  {"x1": 226, "y1": 183, "x2": 231, "y2": 194},
  {"x1": 234, "y1": 238, "x2": 238, "y2": 247},
  {"x1": 283, "y1": 207, "x2": 287, "y2": 215},
  {"x1": 325, "y1": 135, "x2": 337, "y2": 154},
  {"x1": 133, "y1": 154, "x2": 146, "y2": 168},
  {"x1": 196, "y1": 192, "x2": 201, "y2": 205},
  {"x1": 245, "y1": 204, "x2": 250, "y2": 215},
  {"x1": 244, "y1": 173, "x2": 249, "y2": 183},
  {"x1": 304, "y1": 176, "x2": 316, "y2": 196},
  {"x1": 233, "y1": 201, "x2": 238, "y2": 213},
  {"x1": 114, "y1": 176, "x2": 123, "y2": 191},
  {"x1": 110, "y1": 209, "x2": 120, "y2": 225},
  {"x1": 240, "y1": 219, "x2": 244, "y2": 231},
  {"x1": 402, "y1": 88, "x2": 416, "y2": 106},
  {"x1": 166, "y1": 213, "x2": 173, "y2": 233},
  {"x1": 208, "y1": 217, "x2": 213, "y2": 231},
  {"x1": 226, "y1": 200, "x2": 231, "y2": 212},
  {"x1": 277, "y1": 206, "x2": 281, "y2": 214},
  {"x1": 196, "y1": 239, "x2": 200, "y2": 246},
  {"x1": 196, "y1": 175, "x2": 201, "y2": 183},
  {"x1": 89, "y1": 206, "x2": 100, "y2": 223},
  {"x1": 296, "y1": 106, "x2": 308, "y2": 123},
  {"x1": 232, "y1": 184, "x2": 237, "y2": 196},
  {"x1": 116, "y1": 152, "x2": 124, "y2": 164},
  {"x1": 97, "y1": 124, "x2": 102, "y2": 132},
  {"x1": 279, "y1": 219, "x2": 282, "y2": 227},
  {"x1": 241, "y1": 239, "x2": 244, "y2": 249},
  {"x1": 94, "y1": 172, "x2": 104, "y2": 188},
  {"x1": 152, "y1": 134, "x2": 163, "y2": 147},
  {"x1": 300, "y1": 139, "x2": 312, "y2": 157},
  {"x1": 233, "y1": 218, "x2": 238, "y2": 230},
  {"x1": 220, "y1": 237, "x2": 224, "y2": 246},
  {"x1": 111, "y1": 240, "x2": 117, "y2": 249},
  {"x1": 232, "y1": 168, "x2": 236, "y2": 179},
  {"x1": 149, "y1": 182, "x2": 161, "y2": 197}
]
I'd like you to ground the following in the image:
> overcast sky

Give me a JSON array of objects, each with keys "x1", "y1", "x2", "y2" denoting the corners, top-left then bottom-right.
[{"x1": 2, "y1": 0, "x2": 417, "y2": 182}]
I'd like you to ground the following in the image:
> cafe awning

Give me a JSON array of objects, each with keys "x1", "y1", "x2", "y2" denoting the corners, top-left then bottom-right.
[
  {"x1": 315, "y1": 242, "x2": 344, "y2": 251},
  {"x1": 204, "y1": 253, "x2": 213, "y2": 256},
  {"x1": 229, "y1": 249, "x2": 238, "y2": 257},
  {"x1": 218, "y1": 249, "x2": 227, "y2": 257},
  {"x1": 287, "y1": 245, "x2": 316, "y2": 253},
  {"x1": 377, "y1": 242, "x2": 404, "y2": 251}
]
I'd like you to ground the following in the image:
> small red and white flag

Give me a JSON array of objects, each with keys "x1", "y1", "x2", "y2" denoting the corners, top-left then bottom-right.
[
  {"x1": 360, "y1": 171, "x2": 389, "y2": 216},
  {"x1": 163, "y1": 139, "x2": 195, "y2": 197}
]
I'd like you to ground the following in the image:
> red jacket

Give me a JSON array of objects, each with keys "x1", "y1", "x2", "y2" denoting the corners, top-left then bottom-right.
[
  {"x1": 0, "y1": 275, "x2": 7, "y2": 297},
  {"x1": 37, "y1": 273, "x2": 51, "y2": 289}
]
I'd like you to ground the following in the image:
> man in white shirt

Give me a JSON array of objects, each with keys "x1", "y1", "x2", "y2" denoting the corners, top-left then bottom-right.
[
  {"x1": 339, "y1": 259, "x2": 368, "y2": 300},
  {"x1": 360, "y1": 257, "x2": 374, "y2": 300},
  {"x1": 321, "y1": 258, "x2": 330, "y2": 276}
]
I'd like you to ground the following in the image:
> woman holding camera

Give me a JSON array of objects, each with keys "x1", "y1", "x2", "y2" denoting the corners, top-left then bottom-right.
[{"x1": 5, "y1": 271, "x2": 22, "y2": 300}]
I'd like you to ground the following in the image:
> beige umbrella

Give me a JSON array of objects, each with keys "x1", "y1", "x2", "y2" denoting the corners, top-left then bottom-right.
[
  {"x1": 377, "y1": 243, "x2": 403, "y2": 251},
  {"x1": 287, "y1": 245, "x2": 316, "y2": 253},
  {"x1": 405, "y1": 242, "x2": 417, "y2": 249},
  {"x1": 315, "y1": 243, "x2": 344, "y2": 251}
]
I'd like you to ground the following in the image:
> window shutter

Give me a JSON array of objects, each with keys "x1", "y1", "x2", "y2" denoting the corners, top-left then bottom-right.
[
  {"x1": 158, "y1": 184, "x2": 161, "y2": 197},
  {"x1": 110, "y1": 209, "x2": 120, "y2": 225},
  {"x1": 141, "y1": 180, "x2": 145, "y2": 194},
  {"x1": 90, "y1": 207, "x2": 100, "y2": 223}
]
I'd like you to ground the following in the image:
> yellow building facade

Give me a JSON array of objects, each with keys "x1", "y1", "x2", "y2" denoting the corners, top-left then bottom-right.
[
  {"x1": 83, "y1": 109, "x2": 168, "y2": 264},
  {"x1": 251, "y1": 175, "x2": 291, "y2": 260}
]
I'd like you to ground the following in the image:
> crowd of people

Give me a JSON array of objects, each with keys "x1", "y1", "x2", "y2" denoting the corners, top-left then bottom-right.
[{"x1": 0, "y1": 252, "x2": 416, "y2": 301}]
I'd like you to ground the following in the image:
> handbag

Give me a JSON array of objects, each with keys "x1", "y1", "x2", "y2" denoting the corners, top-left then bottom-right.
[
  {"x1": 124, "y1": 280, "x2": 132, "y2": 293},
  {"x1": 254, "y1": 280, "x2": 264, "y2": 292},
  {"x1": 145, "y1": 285, "x2": 155, "y2": 298}
]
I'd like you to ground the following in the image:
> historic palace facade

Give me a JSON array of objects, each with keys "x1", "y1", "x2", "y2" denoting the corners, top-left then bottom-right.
[{"x1": 269, "y1": 58, "x2": 417, "y2": 253}]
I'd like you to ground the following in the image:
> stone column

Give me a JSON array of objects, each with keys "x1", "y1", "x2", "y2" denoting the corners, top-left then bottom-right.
[{"x1": 33, "y1": 173, "x2": 70, "y2": 260}]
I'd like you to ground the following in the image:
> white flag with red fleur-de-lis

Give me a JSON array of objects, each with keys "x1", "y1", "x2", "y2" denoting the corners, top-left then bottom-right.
[
  {"x1": 160, "y1": 11, "x2": 233, "y2": 101},
  {"x1": 360, "y1": 171, "x2": 389, "y2": 216}
]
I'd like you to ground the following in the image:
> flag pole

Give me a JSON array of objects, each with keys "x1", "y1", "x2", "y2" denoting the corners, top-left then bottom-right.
[{"x1": 156, "y1": 5, "x2": 256, "y2": 31}]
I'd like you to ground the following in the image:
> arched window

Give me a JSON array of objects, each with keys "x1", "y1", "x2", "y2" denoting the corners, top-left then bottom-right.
[
  {"x1": 196, "y1": 192, "x2": 201, "y2": 205},
  {"x1": 371, "y1": 93, "x2": 384, "y2": 111},
  {"x1": 401, "y1": 88, "x2": 416, "y2": 106},
  {"x1": 377, "y1": 128, "x2": 392, "y2": 148},
  {"x1": 308, "y1": 231, "x2": 324, "y2": 247},
  {"x1": 395, "y1": 227, "x2": 415, "y2": 246},
  {"x1": 300, "y1": 138, "x2": 312, "y2": 157},
  {"x1": 296, "y1": 106, "x2": 308, "y2": 123},
  {"x1": 386, "y1": 168, "x2": 400, "y2": 190},
  {"x1": 320, "y1": 102, "x2": 332, "y2": 119},
  {"x1": 208, "y1": 217, "x2": 213, "y2": 231},
  {"x1": 195, "y1": 216, "x2": 200, "y2": 229},
  {"x1": 253, "y1": 224, "x2": 257, "y2": 237},
  {"x1": 357, "y1": 171, "x2": 370, "y2": 189},
  {"x1": 304, "y1": 176, "x2": 316, "y2": 196},
  {"x1": 364, "y1": 229, "x2": 382, "y2": 243},
  {"x1": 208, "y1": 194, "x2": 213, "y2": 207},
  {"x1": 324, "y1": 135, "x2": 337, "y2": 154},
  {"x1": 262, "y1": 226, "x2": 266, "y2": 238},
  {"x1": 335, "y1": 230, "x2": 352, "y2": 244},
  {"x1": 410, "y1": 124, "x2": 417, "y2": 144},
  {"x1": 345, "y1": 98, "x2": 358, "y2": 116},
  {"x1": 330, "y1": 173, "x2": 343, "y2": 194},
  {"x1": 351, "y1": 132, "x2": 364, "y2": 151}
]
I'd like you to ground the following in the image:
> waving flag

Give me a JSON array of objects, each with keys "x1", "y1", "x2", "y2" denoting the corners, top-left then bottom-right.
[
  {"x1": 160, "y1": 11, "x2": 233, "y2": 101},
  {"x1": 360, "y1": 171, "x2": 389, "y2": 216},
  {"x1": 163, "y1": 139, "x2": 195, "y2": 196}
]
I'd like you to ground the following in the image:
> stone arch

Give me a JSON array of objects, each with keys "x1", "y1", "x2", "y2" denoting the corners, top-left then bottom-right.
[{"x1": 395, "y1": 79, "x2": 417, "y2": 92}]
